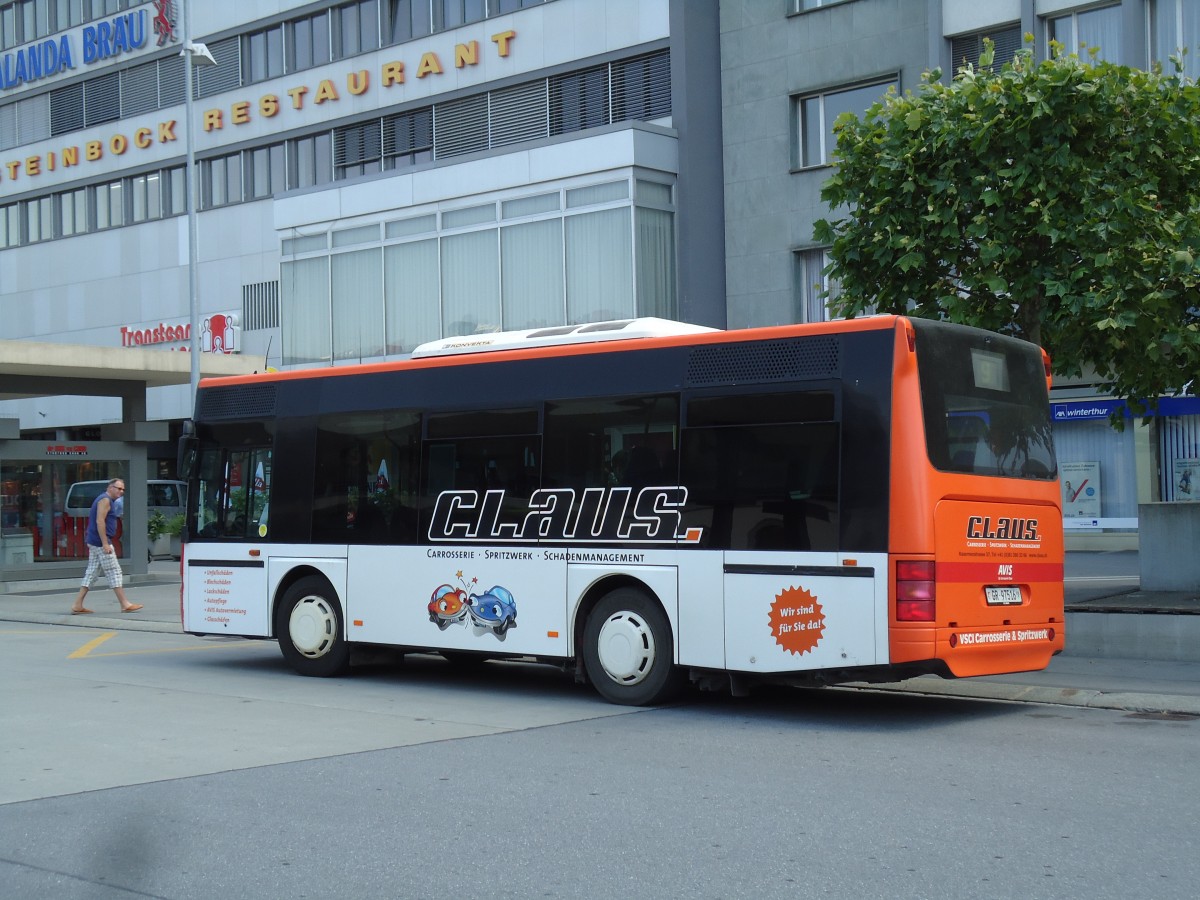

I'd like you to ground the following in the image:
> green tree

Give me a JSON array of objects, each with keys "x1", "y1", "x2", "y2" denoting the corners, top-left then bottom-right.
[{"x1": 814, "y1": 40, "x2": 1200, "y2": 415}]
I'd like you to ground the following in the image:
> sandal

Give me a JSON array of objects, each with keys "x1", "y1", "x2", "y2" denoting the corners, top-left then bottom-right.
[
  {"x1": 70, "y1": 608, "x2": 94, "y2": 615},
  {"x1": 121, "y1": 604, "x2": 144, "y2": 613}
]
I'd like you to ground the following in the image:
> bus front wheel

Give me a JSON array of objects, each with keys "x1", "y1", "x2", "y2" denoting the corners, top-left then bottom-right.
[
  {"x1": 276, "y1": 576, "x2": 350, "y2": 677},
  {"x1": 582, "y1": 588, "x2": 684, "y2": 706}
]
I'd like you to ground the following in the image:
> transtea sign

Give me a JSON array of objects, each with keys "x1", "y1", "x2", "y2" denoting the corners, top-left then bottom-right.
[
  {"x1": 119, "y1": 313, "x2": 240, "y2": 354},
  {"x1": 0, "y1": 3, "x2": 170, "y2": 93}
]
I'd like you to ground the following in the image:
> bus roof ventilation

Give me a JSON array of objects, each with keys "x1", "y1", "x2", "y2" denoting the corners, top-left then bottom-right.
[
  {"x1": 686, "y1": 336, "x2": 840, "y2": 386},
  {"x1": 410, "y1": 318, "x2": 719, "y2": 358},
  {"x1": 196, "y1": 383, "x2": 278, "y2": 420}
]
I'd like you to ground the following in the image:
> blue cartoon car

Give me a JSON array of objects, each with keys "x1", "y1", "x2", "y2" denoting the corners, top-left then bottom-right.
[{"x1": 467, "y1": 585, "x2": 517, "y2": 638}]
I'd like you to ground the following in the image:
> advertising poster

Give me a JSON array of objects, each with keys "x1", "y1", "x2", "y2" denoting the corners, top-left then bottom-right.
[
  {"x1": 1060, "y1": 461, "x2": 1101, "y2": 518},
  {"x1": 1173, "y1": 458, "x2": 1199, "y2": 502}
]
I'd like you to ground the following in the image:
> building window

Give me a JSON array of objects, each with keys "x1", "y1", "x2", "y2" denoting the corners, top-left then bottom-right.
[
  {"x1": 130, "y1": 172, "x2": 162, "y2": 223},
  {"x1": 950, "y1": 24, "x2": 1022, "y2": 71},
  {"x1": 550, "y1": 64, "x2": 609, "y2": 134},
  {"x1": 794, "y1": 78, "x2": 897, "y2": 168},
  {"x1": 195, "y1": 36, "x2": 242, "y2": 97},
  {"x1": 335, "y1": 0, "x2": 380, "y2": 59},
  {"x1": 333, "y1": 245, "x2": 386, "y2": 359},
  {"x1": 120, "y1": 61, "x2": 161, "y2": 116},
  {"x1": 793, "y1": 248, "x2": 841, "y2": 323},
  {"x1": 385, "y1": 0, "x2": 433, "y2": 44},
  {"x1": 25, "y1": 195, "x2": 52, "y2": 243},
  {"x1": 95, "y1": 180, "x2": 124, "y2": 230},
  {"x1": 282, "y1": 174, "x2": 676, "y2": 363},
  {"x1": 289, "y1": 10, "x2": 332, "y2": 72},
  {"x1": 611, "y1": 51, "x2": 671, "y2": 122},
  {"x1": 287, "y1": 133, "x2": 334, "y2": 190},
  {"x1": 435, "y1": 0, "x2": 486, "y2": 31},
  {"x1": 383, "y1": 107, "x2": 433, "y2": 168},
  {"x1": 83, "y1": 72, "x2": 120, "y2": 127},
  {"x1": 1047, "y1": 4, "x2": 1121, "y2": 61},
  {"x1": 1151, "y1": 0, "x2": 1200, "y2": 80},
  {"x1": 248, "y1": 145, "x2": 287, "y2": 199},
  {"x1": 243, "y1": 24, "x2": 285, "y2": 83},
  {"x1": 281, "y1": 256, "x2": 331, "y2": 364},
  {"x1": 334, "y1": 120, "x2": 384, "y2": 179},
  {"x1": 202, "y1": 153, "x2": 244, "y2": 209},
  {"x1": 0, "y1": 203, "x2": 17, "y2": 247},
  {"x1": 49, "y1": 81, "x2": 84, "y2": 135},
  {"x1": 167, "y1": 166, "x2": 187, "y2": 216},
  {"x1": 59, "y1": 187, "x2": 87, "y2": 237}
]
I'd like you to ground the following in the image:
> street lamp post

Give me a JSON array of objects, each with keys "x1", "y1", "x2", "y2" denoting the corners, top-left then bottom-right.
[{"x1": 181, "y1": 0, "x2": 215, "y2": 402}]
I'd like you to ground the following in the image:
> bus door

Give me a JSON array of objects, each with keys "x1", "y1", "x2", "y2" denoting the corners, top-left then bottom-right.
[
  {"x1": 183, "y1": 434, "x2": 274, "y2": 636},
  {"x1": 722, "y1": 552, "x2": 886, "y2": 673}
]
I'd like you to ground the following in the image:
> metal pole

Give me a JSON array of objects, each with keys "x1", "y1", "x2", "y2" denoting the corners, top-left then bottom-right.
[{"x1": 184, "y1": 0, "x2": 201, "y2": 403}]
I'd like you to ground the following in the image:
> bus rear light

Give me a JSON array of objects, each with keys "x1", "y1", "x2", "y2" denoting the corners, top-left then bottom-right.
[{"x1": 896, "y1": 560, "x2": 936, "y2": 622}]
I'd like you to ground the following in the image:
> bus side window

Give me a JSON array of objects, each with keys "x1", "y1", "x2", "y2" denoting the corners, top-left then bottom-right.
[
  {"x1": 544, "y1": 394, "x2": 680, "y2": 495},
  {"x1": 681, "y1": 390, "x2": 840, "y2": 552}
]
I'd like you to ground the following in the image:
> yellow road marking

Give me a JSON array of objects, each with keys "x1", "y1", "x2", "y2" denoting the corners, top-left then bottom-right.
[{"x1": 69, "y1": 632, "x2": 117, "y2": 658}]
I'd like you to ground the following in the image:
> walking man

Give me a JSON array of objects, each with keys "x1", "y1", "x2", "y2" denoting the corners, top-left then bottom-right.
[{"x1": 70, "y1": 478, "x2": 143, "y2": 614}]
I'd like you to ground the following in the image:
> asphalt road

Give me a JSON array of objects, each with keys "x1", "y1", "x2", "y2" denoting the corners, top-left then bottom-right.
[{"x1": 1, "y1": 623, "x2": 1196, "y2": 899}]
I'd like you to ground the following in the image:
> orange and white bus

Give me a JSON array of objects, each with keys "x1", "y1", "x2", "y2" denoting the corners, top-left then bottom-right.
[{"x1": 179, "y1": 315, "x2": 1064, "y2": 705}]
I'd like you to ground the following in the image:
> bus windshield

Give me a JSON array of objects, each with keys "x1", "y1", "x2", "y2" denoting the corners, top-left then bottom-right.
[{"x1": 913, "y1": 320, "x2": 1056, "y2": 480}]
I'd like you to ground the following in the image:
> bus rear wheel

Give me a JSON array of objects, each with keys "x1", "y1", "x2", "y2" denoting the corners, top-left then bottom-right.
[
  {"x1": 276, "y1": 576, "x2": 350, "y2": 677},
  {"x1": 582, "y1": 588, "x2": 684, "y2": 706}
]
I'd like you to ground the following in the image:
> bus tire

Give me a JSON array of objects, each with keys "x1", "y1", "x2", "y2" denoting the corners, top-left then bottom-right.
[
  {"x1": 276, "y1": 576, "x2": 350, "y2": 677},
  {"x1": 582, "y1": 588, "x2": 684, "y2": 706}
]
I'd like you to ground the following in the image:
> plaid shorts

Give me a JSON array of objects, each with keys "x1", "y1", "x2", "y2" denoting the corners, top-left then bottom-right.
[{"x1": 81, "y1": 544, "x2": 124, "y2": 590}]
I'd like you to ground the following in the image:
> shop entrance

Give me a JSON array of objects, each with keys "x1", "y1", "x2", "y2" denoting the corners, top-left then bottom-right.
[
  {"x1": 1, "y1": 336, "x2": 262, "y2": 585},
  {"x1": 0, "y1": 441, "x2": 150, "y2": 579}
]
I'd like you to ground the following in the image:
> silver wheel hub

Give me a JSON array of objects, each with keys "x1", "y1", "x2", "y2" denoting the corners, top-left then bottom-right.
[
  {"x1": 289, "y1": 595, "x2": 337, "y2": 658},
  {"x1": 595, "y1": 611, "x2": 656, "y2": 685}
]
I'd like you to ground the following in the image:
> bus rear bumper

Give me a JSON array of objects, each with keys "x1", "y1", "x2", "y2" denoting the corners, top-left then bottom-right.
[{"x1": 891, "y1": 623, "x2": 1065, "y2": 677}]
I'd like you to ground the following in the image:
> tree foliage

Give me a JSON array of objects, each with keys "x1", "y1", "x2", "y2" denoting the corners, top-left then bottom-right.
[{"x1": 814, "y1": 40, "x2": 1200, "y2": 415}]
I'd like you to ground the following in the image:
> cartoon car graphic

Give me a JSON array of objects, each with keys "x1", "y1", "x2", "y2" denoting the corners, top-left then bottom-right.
[
  {"x1": 428, "y1": 584, "x2": 469, "y2": 630},
  {"x1": 467, "y1": 585, "x2": 517, "y2": 638}
]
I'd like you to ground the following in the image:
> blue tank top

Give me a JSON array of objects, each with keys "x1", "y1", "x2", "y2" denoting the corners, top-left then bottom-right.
[{"x1": 85, "y1": 491, "x2": 121, "y2": 547}]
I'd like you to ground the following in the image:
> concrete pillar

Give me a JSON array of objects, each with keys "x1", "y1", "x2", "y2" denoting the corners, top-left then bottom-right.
[{"x1": 1139, "y1": 502, "x2": 1200, "y2": 590}]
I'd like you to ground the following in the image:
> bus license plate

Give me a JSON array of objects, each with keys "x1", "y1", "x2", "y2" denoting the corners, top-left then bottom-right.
[{"x1": 985, "y1": 586, "x2": 1022, "y2": 606}]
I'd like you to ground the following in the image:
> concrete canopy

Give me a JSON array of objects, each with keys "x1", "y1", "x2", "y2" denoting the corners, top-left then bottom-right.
[{"x1": 0, "y1": 340, "x2": 264, "y2": 402}]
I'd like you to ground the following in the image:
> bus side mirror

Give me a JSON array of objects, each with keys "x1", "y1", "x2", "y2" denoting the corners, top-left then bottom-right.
[{"x1": 178, "y1": 422, "x2": 198, "y2": 478}]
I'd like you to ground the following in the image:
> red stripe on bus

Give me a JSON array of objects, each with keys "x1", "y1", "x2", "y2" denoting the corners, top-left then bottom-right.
[{"x1": 936, "y1": 562, "x2": 1064, "y2": 583}]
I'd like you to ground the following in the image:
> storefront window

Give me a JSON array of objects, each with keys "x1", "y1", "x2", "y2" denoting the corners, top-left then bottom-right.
[{"x1": 0, "y1": 460, "x2": 128, "y2": 566}]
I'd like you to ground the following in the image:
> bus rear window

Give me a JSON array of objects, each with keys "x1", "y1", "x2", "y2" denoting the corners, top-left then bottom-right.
[{"x1": 913, "y1": 322, "x2": 1056, "y2": 479}]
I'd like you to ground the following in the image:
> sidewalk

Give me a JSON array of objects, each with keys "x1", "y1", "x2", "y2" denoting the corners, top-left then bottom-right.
[{"x1": 2, "y1": 558, "x2": 1198, "y2": 717}]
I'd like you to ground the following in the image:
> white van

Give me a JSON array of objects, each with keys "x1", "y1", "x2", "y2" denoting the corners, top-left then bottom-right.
[{"x1": 64, "y1": 479, "x2": 187, "y2": 520}]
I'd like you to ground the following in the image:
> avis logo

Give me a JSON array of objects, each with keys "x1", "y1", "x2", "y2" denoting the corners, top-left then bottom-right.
[{"x1": 997, "y1": 564, "x2": 1013, "y2": 577}]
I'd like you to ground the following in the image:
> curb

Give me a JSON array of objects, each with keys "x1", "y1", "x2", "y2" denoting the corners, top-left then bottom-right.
[
  {"x1": 0, "y1": 611, "x2": 182, "y2": 634},
  {"x1": 842, "y1": 677, "x2": 1200, "y2": 717}
]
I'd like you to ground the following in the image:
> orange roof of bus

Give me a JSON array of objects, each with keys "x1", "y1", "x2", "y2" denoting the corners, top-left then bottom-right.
[{"x1": 199, "y1": 315, "x2": 903, "y2": 391}]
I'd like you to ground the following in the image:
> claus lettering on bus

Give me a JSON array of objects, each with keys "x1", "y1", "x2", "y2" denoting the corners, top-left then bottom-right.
[{"x1": 427, "y1": 486, "x2": 702, "y2": 543}]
